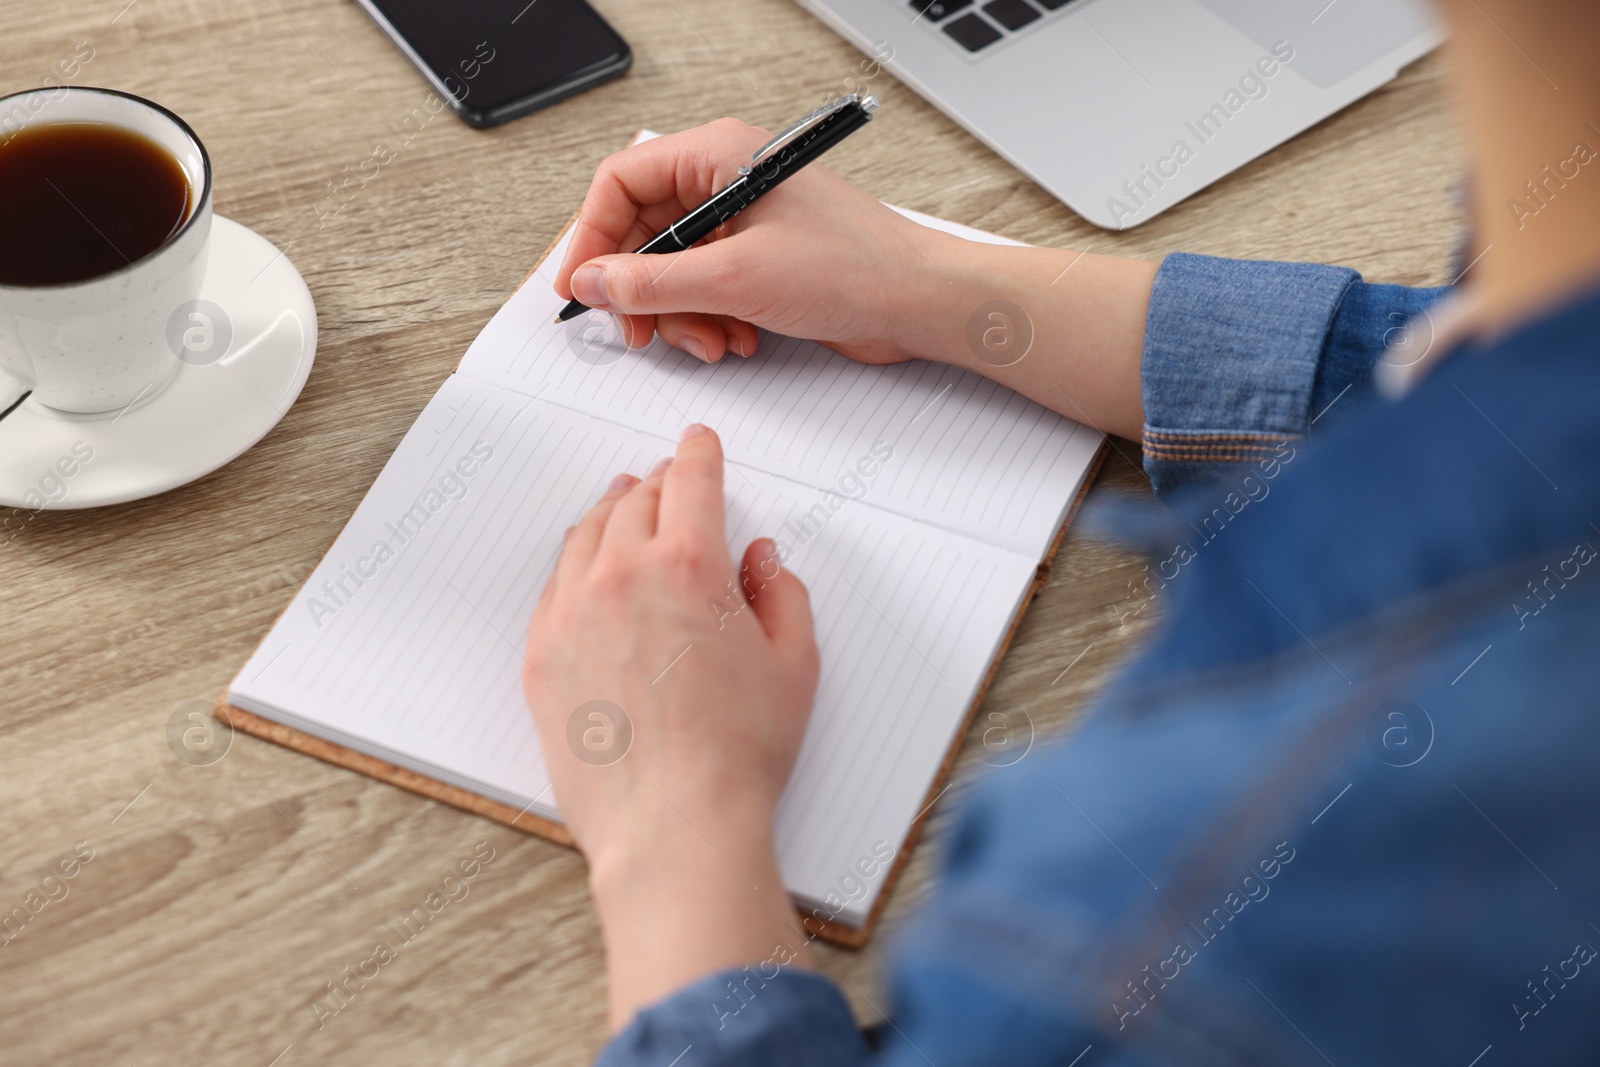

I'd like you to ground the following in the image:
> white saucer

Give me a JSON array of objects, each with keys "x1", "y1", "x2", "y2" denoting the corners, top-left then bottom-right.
[{"x1": 0, "y1": 216, "x2": 316, "y2": 509}]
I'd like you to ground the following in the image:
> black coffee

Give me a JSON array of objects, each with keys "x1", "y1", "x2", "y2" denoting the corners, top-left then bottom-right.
[{"x1": 0, "y1": 121, "x2": 192, "y2": 287}]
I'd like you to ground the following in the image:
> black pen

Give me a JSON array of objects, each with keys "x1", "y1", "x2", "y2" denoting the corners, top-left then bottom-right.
[{"x1": 554, "y1": 93, "x2": 880, "y2": 323}]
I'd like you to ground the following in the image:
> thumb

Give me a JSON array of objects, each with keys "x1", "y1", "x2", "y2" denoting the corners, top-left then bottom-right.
[
  {"x1": 570, "y1": 244, "x2": 751, "y2": 319},
  {"x1": 740, "y1": 539, "x2": 819, "y2": 673}
]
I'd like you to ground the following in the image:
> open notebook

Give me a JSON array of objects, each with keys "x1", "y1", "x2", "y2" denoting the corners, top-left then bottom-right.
[{"x1": 223, "y1": 152, "x2": 1104, "y2": 945}]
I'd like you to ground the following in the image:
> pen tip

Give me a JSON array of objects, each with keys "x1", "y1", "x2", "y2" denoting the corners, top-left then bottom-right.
[{"x1": 553, "y1": 312, "x2": 567, "y2": 324}]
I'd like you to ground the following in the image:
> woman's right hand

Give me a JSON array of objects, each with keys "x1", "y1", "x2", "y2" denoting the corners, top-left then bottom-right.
[
  {"x1": 553, "y1": 117, "x2": 950, "y2": 364},
  {"x1": 555, "y1": 117, "x2": 1159, "y2": 441}
]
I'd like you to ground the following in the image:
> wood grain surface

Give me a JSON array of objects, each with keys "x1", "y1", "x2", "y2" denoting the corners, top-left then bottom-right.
[{"x1": 0, "y1": 1, "x2": 1464, "y2": 1064}]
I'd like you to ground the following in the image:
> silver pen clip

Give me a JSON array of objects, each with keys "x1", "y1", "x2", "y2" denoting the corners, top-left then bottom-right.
[{"x1": 741, "y1": 93, "x2": 878, "y2": 175}]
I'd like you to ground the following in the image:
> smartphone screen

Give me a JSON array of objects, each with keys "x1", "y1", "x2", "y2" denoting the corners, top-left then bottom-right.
[{"x1": 358, "y1": 0, "x2": 630, "y2": 126}]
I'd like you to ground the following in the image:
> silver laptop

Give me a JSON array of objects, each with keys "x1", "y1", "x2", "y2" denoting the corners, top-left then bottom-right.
[{"x1": 793, "y1": 0, "x2": 1442, "y2": 228}]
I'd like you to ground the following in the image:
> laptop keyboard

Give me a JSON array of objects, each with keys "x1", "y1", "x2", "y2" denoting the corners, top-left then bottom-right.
[{"x1": 911, "y1": 0, "x2": 1078, "y2": 53}]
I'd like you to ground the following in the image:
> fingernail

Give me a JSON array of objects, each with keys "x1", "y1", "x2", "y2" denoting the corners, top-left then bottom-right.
[
  {"x1": 680, "y1": 423, "x2": 712, "y2": 442},
  {"x1": 681, "y1": 335, "x2": 706, "y2": 361},
  {"x1": 650, "y1": 456, "x2": 674, "y2": 475},
  {"x1": 571, "y1": 265, "x2": 610, "y2": 308},
  {"x1": 753, "y1": 537, "x2": 777, "y2": 560},
  {"x1": 608, "y1": 472, "x2": 636, "y2": 491},
  {"x1": 609, "y1": 313, "x2": 630, "y2": 347}
]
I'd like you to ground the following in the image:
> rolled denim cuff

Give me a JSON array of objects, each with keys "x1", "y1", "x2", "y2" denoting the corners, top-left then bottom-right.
[
  {"x1": 1317, "y1": 279, "x2": 1453, "y2": 410},
  {"x1": 1140, "y1": 253, "x2": 1361, "y2": 495},
  {"x1": 596, "y1": 967, "x2": 870, "y2": 1067}
]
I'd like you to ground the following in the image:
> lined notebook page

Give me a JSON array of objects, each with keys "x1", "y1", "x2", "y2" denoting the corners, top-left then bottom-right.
[
  {"x1": 230, "y1": 374, "x2": 1038, "y2": 922},
  {"x1": 457, "y1": 205, "x2": 1101, "y2": 560}
]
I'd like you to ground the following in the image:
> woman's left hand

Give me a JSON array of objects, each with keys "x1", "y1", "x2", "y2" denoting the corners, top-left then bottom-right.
[{"x1": 522, "y1": 423, "x2": 821, "y2": 1030}]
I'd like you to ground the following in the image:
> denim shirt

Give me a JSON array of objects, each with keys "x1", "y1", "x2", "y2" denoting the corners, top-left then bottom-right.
[{"x1": 596, "y1": 255, "x2": 1600, "y2": 1066}]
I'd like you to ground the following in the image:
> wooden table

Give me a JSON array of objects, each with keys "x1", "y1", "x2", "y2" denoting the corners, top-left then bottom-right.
[{"x1": 1, "y1": 2, "x2": 1464, "y2": 1063}]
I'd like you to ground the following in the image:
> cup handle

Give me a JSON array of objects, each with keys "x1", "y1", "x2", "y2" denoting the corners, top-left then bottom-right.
[{"x1": 0, "y1": 344, "x2": 36, "y2": 415}]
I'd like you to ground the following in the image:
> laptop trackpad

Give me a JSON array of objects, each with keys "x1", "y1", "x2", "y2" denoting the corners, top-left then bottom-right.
[{"x1": 1196, "y1": 0, "x2": 1436, "y2": 86}]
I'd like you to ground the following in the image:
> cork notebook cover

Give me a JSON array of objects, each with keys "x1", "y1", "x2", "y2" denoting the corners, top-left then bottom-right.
[{"x1": 219, "y1": 138, "x2": 1108, "y2": 947}]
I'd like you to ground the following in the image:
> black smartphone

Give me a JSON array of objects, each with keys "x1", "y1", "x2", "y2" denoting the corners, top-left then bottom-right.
[{"x1": 355, "y1": 0, "x2": 631, "y2": 128}]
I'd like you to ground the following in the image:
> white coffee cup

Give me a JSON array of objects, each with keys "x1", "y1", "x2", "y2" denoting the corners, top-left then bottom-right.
[{"x1": 0, "y1": 87, "x2": 213, "y2": 415}]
